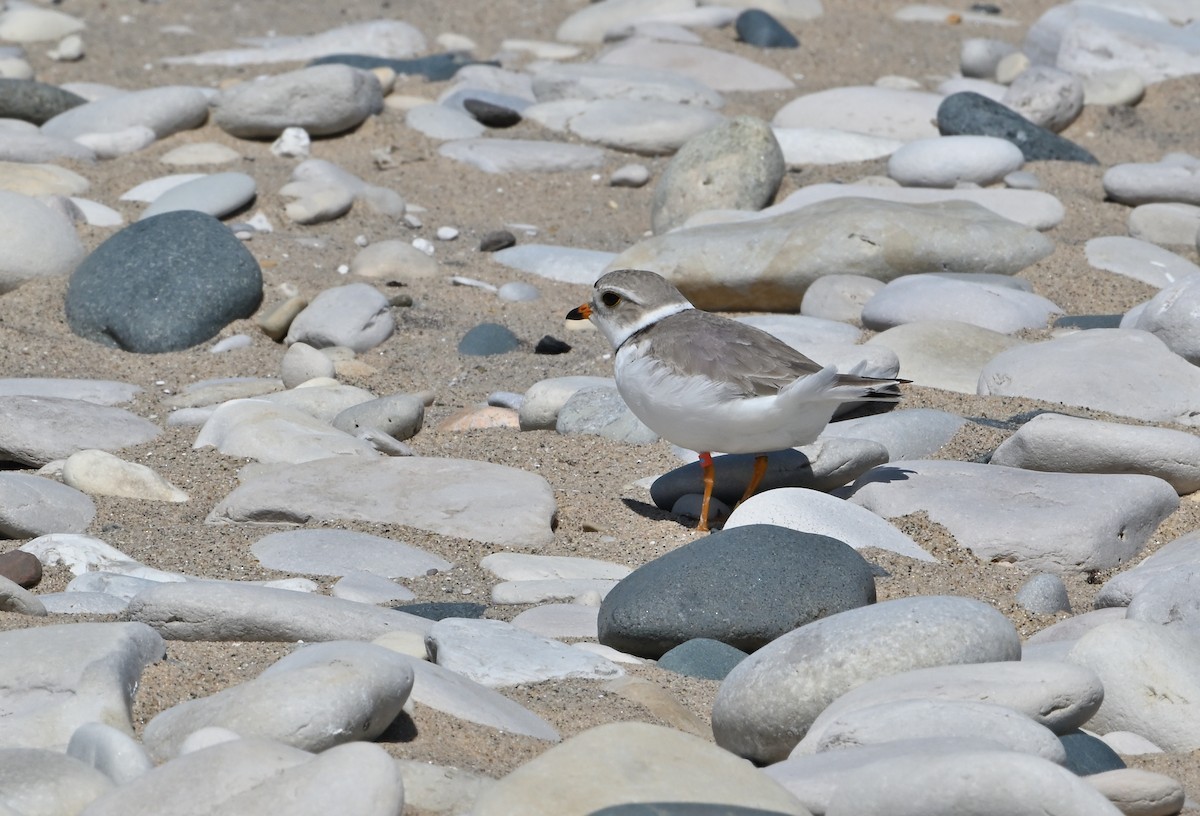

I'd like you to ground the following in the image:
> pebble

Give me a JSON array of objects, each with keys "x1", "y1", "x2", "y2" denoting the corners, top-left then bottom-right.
[
  {"x1": 724, "y1": 488, "x2": 935, "y2": 562},
  {"x1": 979, "y1": 328, "x2": 1200, "y2": 424},
  {"x1": 208, "y1": 456, "x2": 557, "y2": 549},
  {"x1": 1083, "y1": 69, "x2": 1146, "y2": 106},
  {"x1": 0, "y1": 394, "x2": 160, "y2": 466},
  {"x1": 599, "y1": 524, "x2": 874, "y2": 658},
  {"x1": 1002, "y1": 65, "x2": 1084, "y2": 132},
  {"x1": 270, "y1": 125, "x2": 311, "y2": 158},
  {"x1": 0, "y1": 190, "x2": 86, "y2": 293},
  {"x1": 961, "y1": 37, "x2": 1017, "y2": 78},
  {"x1": 61, "y1": 449, "x2": 188, "y2": 502},
  {"x1": 1069, "y1": 619, "x2": 1200, "y2": 751},
  {"x1": 556, "y1": 385, "x2": 658, "y2": 444},
  {"x1": 462, "y1": 97, "x2": 522, "y2": 128},
  {"x1": 599, "y1": 40, "x2": 793, "y2": 93},
  {"x1": 937, "y1": 91, "x2": 1098, "y2": 163},
  {"x1": 0, "y1": 77, "x2": 86, "y2": 124},
  {"x1": 843, "y1": 459, "x2": 1179, "y2": 573},
  {"x1": 518, "y1": 375, "x2": 615, "y2": 430},
  {"x1": 427, "y1": 618, "x2": 623, "y2": 686},
  {"x1": 992, "y1": 412, "x2": 1200, "y2": 495},
  {"x1": 331, "y1": 392, "x2": 425, "y2": 442},
  {"x1": 439, "y1": 137, "x2": 606, "y2": 173},
  {"x1": 1087, "y1": 769, "x2": 1185, "y2": 816},
  {"x1": 280, "y1": 341, "x2": 336, "y2": 388},
  {"x1": 0, "y1": 621, "x2": 164, "y2": 750},
  {"x1": 458, "y1": 322, "x2": 520, "y2": 355},
  {"x1": 887, "y1": 135, "x2": 1024, "y2": 188},
  {"x1": 531, "y1": 62, "x2": 723, "y2": 109},
  {"x1": 66, "y1": 210, "x2": 263, "y2": 353},
  {"x1": 657, "y1": 638, "x2": 748, "y2": 681},
  {"x1": 66, "y1": 721, "x2": 154, "y2": 785},
  {"x1": 652, "y1": 438, "x2": 887, "y2": 513},
  {"x1": 609, "y1": 197, "x2": 1053, "y2": 311},
  {"x1": 143, "y1": 640, "x2": 414, "y2": 760},
  {"x1": 472, "y1": 722, "x2": 807, "y2": 816},
  {"x1": 0, "y1": 549, "x2": 41, "y2": 588},
  {"x1": 818, "y1": 407, "x2": 967, "y2": 462},
  {"x1": 511, "y1": 604, "x2": 600, "y2": 639},
  {"x1": 285, "y1": 283, "x2": 394, "y2": 353},
  {"x1": 139, "y1": 171, "x2": 257, "y2": 220},
  {"x1": 1127, "y1": 202, "x2": 1200, "y2": 246},
  {"x1": 0, "y1": 573, "x2": 46, "y2": 615},
  {"x1": 773, "y1": 85, "x2": 941, "y2": 140},
  {"x1": 330, "y1": 571, "x2": 415, "y2": 603},
  {"x1": 995, "y1": 51, "x2": 1032, "y2": 84},
  {"x1": 799, "y1": 274, "x2": 884, "y2": 322},
  {"x1": 159, "y1": 141, "x2": 241, "y2": 166},
  {"x1": 1085, "y1": 235, "x2": 1200, "y2": 288},
  {"x1": 1016, "y1": 573, "x2": 1072, "y2": 614},
  {"x1": 735, "y1": 9, "x2": 799, "y2": 48},
  {"x1": 41, "y1": 85, "x2": 209, "y2": 142},
  {"x1": 0, "y1": 160, "x2": 90, "y2": 196},
  {"x1": 479, "y1": 229, "x2": 516, "y2": 251},
  {"x1": 406, "y1": 102, "x2": 486, "y2": 140},
  {"x1": 651, "y1": 115, "x2": 783, "y2": 233},
  {"x1": 861, "y1": 274, "x2": 1062, "y2": 334},
  {"x1": 213, "y1": 64, "x2": 381, "y2": 139},
  {"x1": 712, "y1": 595, "x2": 1021, "y2": 762},
  {"x1": 194, "y1": 399, "x2": 379, "y2": 464}
]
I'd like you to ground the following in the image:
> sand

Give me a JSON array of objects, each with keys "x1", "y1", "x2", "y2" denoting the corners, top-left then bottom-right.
[{"x1": 2, "y1": 0, "x2": 1199, "y2": 808}]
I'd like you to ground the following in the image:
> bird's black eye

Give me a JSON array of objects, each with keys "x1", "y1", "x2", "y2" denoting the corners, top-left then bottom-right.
[{"x1": 600, "y1": 291, "x2": 622, "y2": 308}]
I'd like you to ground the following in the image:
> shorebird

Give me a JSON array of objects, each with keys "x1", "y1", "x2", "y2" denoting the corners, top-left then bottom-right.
[{"x1": 568, "y1": 268, "x2": 907, "y2": 531}]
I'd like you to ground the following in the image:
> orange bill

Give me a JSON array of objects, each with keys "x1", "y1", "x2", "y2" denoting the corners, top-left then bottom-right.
[{"x1": 566, "y1": 303, "x2": 592, "y2": 320}]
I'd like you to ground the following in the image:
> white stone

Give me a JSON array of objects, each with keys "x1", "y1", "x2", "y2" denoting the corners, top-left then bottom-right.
[
  {"x1": 481, "y1": 552, "x2": 631, "y2": 581},
  {"x1": 270, "y1": 127, "x2": 311, "y2": 159},
  {"x1": 492, "y1": 578, "x2": 619, "y2": 604},
  {"x1": 0, "y1": 190, "x2": 85, "y2": 293},
  {"x1": 598, "y1": 38, "x2": 794, "y2": 92},
  {"x1": 1128, "y1": 201, "x2": 1200, "y2": 246},
  {"x1": 193, "y1": 398, "x2": 379, "y2": 464},
  {"x1": 887, "y1": 135, "x2": 1024, "y2": 187},
  {"x1": 1002, "y1": 65, "x2": 1084, "y2": 132},
  {"x1": 1096, "y1": 530, "x2": 1200, "y2": 607},
  {"x1": 519, "y1": 376, "x2": 615, "y2": 430},
  {"x1": 73, "y1": 124, "x2": 157, "y2": 158},
  {"x1": 280, "y1": 342, "x2": 336, "y2": 389},
  {"x1": 285, "y1": 283, "x2": 395, "y2": 352},
  {"x1": 42, "y1": 87, "x2": 209, "y2": 141},
  {"x1": 774, "y1": 86, "x2": 942, "y2": 141},
  {"x1": 159, "y1": 142, "x2": 241, "y2": 166},
  {"x1": 861, "y1": 274, "x2": 1061, "y2": 334},
  {"x1": 214, "y1": 65, "x2": 382, "y2": 138},
  {"x1": 774, "y1": 127, "x2": 903, "y2": 166},
  {"x1": 0, "y1": 7, "x2": 85, "y2": 42},
  {"x1": 490, "y1": 244, "x2": 616, "y2": 284},
  {"x1": 1085, "y1": 235, "x2": 1200, "y2": 288},
  {"x1": 139, "y1": 172, "x2": 257, "y2": 220},
  {"x1": 62, "y1": 449, "x2": 188, "y2": 502},
  {"x1": 512, "y1": 604, "x2": 600, "y2": 639},
  {"x1": 165, "y1": 20, "x2": 425, "y2": 66}
]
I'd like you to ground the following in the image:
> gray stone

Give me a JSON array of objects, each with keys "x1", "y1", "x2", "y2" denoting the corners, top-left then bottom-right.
[
  {"x1": 332, "y1": 571, "x2": 415, "y2": 604},
  {"x1": 66, "y1": 721, "x2": 154, "y2": 785},
  {"x1": 1017, "y1": 573, "x2": 1072, "y2": 614},
  {"x1": 651, "y1": 438, "x2": 888, "y2": 510},
  {"x1": 1069, "y1": 619, "x2": 1200, "y2": 751},
  {"x1": 991, "y1": 412, "x2": 1200, "y2": 495},
  {"x1": 165, "y1": 19, "x2": 425, "y2": 66},
  {"x1": 936, "y1": 91, "x2": 1097, "y2": 163},
  {"x1": 600, "y1": 525, "x2": 875, "y2": 658},
  {"x1": 143, "y1": 641, "x2": 414, "y2": 760},
  {"x1": 598, "y1": 39, "x2": 793, "y2": 93},
  {"x1": 511, "y1": 603, "x2": 599, "y2": 639},
  {"x1": 490, "y1": 243, "x2": 616, "y2": 284},
  {"x1": 251, "y1": 528, "x2": 450, "y2": 578},
  {"x1": 1097, "y1": 530, "x2": 1200, "y2": 608},
  {"x1": 773, "y1": 86, "x2": 941, "y2": 141},
  {"x1": 492, "y1": 578, "x2": 617, "y2": 605},
  {"x1": 978, "y1": 328, "x2": 1200, "y2": 425},
  {"x1": 331, "y1": 393, "x2": 424, "y2": 442},
  {"x1": 207, "y1": 456, "x2": 557, "y2": 549},
  {"x1": 1083, "y1": 69, "x2": 1146, "y2": 105},
  {"x1": 0, "y1": 473, "x2": 95, "y2": 537},
  {"x1": 819, "y1": 408, "x2": 967, "y2": 462},
  {"x1": 844, "y1": 459, "x2": 1179, "y2": 574},
  {"x1": 193, "y1": 399, "x2": 379, "y2": 464},
  {"x1": 66, "y1": 210, "x2": 263, "y2": 353},
  {"x1": 427, "y1": 618, "x2": 623, "y2": 687},
  {"x1": 556, "y1": 0, "x2": 698, "y2": 42},
  {"x1": 40, "y1": 85, "x2": 209, "y2": 140},
  {"x1": 458, "y1": 322, "x2": 520, "y2": 355},
  {"x1": 285, "y1": 283, "x2": 394, "y2": 353},
  {"x1": 279, "y1": 342, "x2": 335, "y2": 388},
  {"x1": 0, "y1": 77, "x2": 85, "y2": 124},
  {"x1": 799, "y1": 274, "x2": 884, "y2": 322},
  {"x1": 406, "y1": 103, "x2": 485, "y2": 140},
  {"x1": 861, "y1": 274, "x2": 1061, "y2": 334},
  {"x1": 1128, "y1": 201, "x2": 1200, "y2": 246},
  {"x1": 1059, "y1": 730, "x2": 1126, "y2": 776},
  {"x1": 1085, "y1": 236, "x2": 1200, "y2": 288},
  {"x1": 1002, "y1": 65, "x2": 1084, "y2": 132},
  {"x1": 657, "y1": 638, "x2": 748, "y2": 681},
  {"x1": 0, "y1": 190, "x2": 85, "y2": 293},
  {"x1": 1131, "y1": 274, "x2": 1200, "y2": 364},
  {"x1": 349, "y1": 239, "x2": 439, "y2": 281},
  {"x1": 472, "y1": 722, "x2": 808, "y2": 816},
  {"x1": 0, "y1": 622, "x2": 164, "y2": 750},
  {"x1": 125, "y1": 581, "x2": 433, "y2": 641},
  {"x1": 711, "y1": 595, "x2": 1021, "y2": 763},
  {"x1": 214, "y1": 64, "x2": 382, "y2": 138},
  {"x1": 887, "y1": 135, "x2": 1025, "y2": 188},
  {"x1": 0, "y1": 749, "x2": 114, "y2": 815},
  {"x1": 606, "y1": 198, "x2": 1054, "y2": 311},
  {"x1": 139, "y1": 172, "x2": 257, "y2": 220},
  {"x1": 552, "y1": 98, "x2": 726, "y2": 156},
  {"x1": 1105, "y1": 158, "x2": 1200, "y2": 207},
  {"x1": 652, "y1": 116, "x2": 783, "y2": 234},
  {"x1": 519, "y1": 375, "x2": 614, "y2": 430},
  {"x1": 0, "y1": 378, "x2": 139, "y2": 406},
  {"x1": 0, "y1": 395, "x2": 159, "y2": 466},
  {"x1": 531, "y1": 62, "x2": 724, "y2": 109},
  {"x1": 795, "y1": 660, "x2": 1104, "y2": 754},
  {"x1": 1087, "y1": 769, "x2": 1185, "y2": 816},
  {"x1": 556, "y1": 385, "x2": 658, "y2": 444},
  {"x1": 481, "y1": 552, "x2": 631, "y2": 581},
  {"x1": 1126, "y1": 564, "x2": 1200, "y2": 632}
]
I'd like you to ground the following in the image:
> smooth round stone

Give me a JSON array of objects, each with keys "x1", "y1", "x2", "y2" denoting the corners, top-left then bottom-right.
[
  {"x1": 1059, "y1": 730, "x2": 1126, "y2": 775},
  {"x1": 819, "y1": 408, "x2": 967, "y2": 463},
  {"x1": 252, "y1": 529, "x2": 450, "y2": 580},
  {"x1": 0, "y1": 7, "x2": 84, "y2": 42},
  {"x1": 887, "y1": 135, "x2": 1024, "y2": 188},
  {"x1": 0, "y1": 160, "x2": 90, "y2": 196},
  {"x1": 561, "y1": 98, "x2": 727, "y2": 157},
  {"x1": 936, "y1": 91, "x2": 1098, "y2": 163},
  {"x1": 479, "y1": 230, "x2": 517, "y2": 252},
  {"x1": 0, "y1": 189, "x2": 85, "y2": 293},
  {"x1": 41, "y1": 86, "x2": 209, "y2": 141},
  {"x1": 66, "y1": 211, "x2": 262, "y2": 353},
  {"x1": 0, "y1": 748, "x2": 115, "y2": 815},
  {"x1": 2, "y1": 395, "x2": 160, "y2": 468},
  {"x1": 74, "y1": 125, "x2": 156, "y2": 159},
  {"x1": 531, "y1": 61, "x2": 722, "y2": 109},
  {"x1": 139, "y1": 172, "x2": 256, "y2": 220},
  {"x1": 652, "y1": 115, "x2": 783, "y2": 234},
  {"x1": 657, "y1": 638, "x2": 748, "y2": 681},
  {"x1": 1088, "y1": 769, "x2": 1184, "y2": 816},
  {"x1": 462, "y1": 97, "x2": 521, "y2": 128},
  {"x1": 822, "y1": 749, "x2": 1123, "y2": 816},
  {"x1": 773, "y1": 86, "x2": 941, "y2": 141},
  {"x1": 961, "y1": 37, "x2": 1017, "y2": 78},
  {"x1": 285, "y1": 283, "x2": 394, "y2": 352},
  {"x1": 0, "y1": 549, "x2": 41, "y2": 588},
  {"x1": 1016, "y1": 573, "x2": 1072, "y2": 614},
  {"x1": 349, "y1": 239, "x2": 438, "y2": 281},
  {"x1": 66, "y1": 721, "x2": 154, "y2": 785},
  {"x1": 1127, "y1": 565, "x2": 1200, "y2": 631},
  {"x1": 1, "y1": 473, "x2": 92, "y2": 537},
  {"x1": 1086, "y1": 235, "x2": 1200, "y2": 289},
  {"x1": 279, "y1": 342, "x2": 335, "y2": 388},
  {"x1": 991, "y1": 412, "x2": 1200, "y2": 495},
  {"x1": 600, "y1": 525, "x2": 875, "y2": 659},
  {"x1": 861, "y1": 274, "x2": 1061, "y2": 334},
  {"x1": 1083, "y1": 69, "x2": 1146, "y2": 106},
  {"x1": 555, "y1": 385, "x2": 658, "y2": 445},
  {"x1": 519, "y1": 376, "x2": 614, "y2": 430},
  {"x1": 510, "y1": 603, "x2": 599, "y2": 639},
  {"x1": 0, "y1": 573, "x2": 46, "y2": 615},
  {"x1": 472, "y1": 722, "x2": 808, "y2": 816},
  {"x1": 800, "y1": 274, "x2": 884, "y2": 322},
  {"x1": 459, "y1": 322, "x2": 520, "y2": 355},
  {"x1": 712, "y1": 595, "x2": 1021, "y2": 763},
  {"x1": 1104, "y1": 158, "x2": 1200, "y2": 206},
  {"x1": 1001, "y1": 65, "x2": 1084, "y2": 132},
  {"x1": 331, "y1": 393, "x2": 424, "y2": 442},
  {"x1": 1128, "y1": 201, "x2": 1200, "y2": 247},
  {"x1": 736, "y1": 9, "x2": 798, "y2": 47},
  {"x1": 159, "y1": 142, "x2": 241, "y2": 166},
  {"x1": 214, "y1": 64, "x2": 382, "y2": 138},
  {"x1": 0, "y1": 77, "x2": 85, "y2": 124},
  {"x1": 610, "y1": 163, "x2": 650, "y2": 187}
]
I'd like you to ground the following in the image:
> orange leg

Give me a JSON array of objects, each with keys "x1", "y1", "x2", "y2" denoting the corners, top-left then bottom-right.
[
  {"x1": 737, "y1": 454, "x2": 769, "y2": 507},
  {"x1": 698, "y1": 451, "x2": 715, "y2": 533}
]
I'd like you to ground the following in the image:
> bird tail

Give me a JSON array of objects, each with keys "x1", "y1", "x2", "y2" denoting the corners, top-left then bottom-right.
[{"x1": 831, "y1": 372, "x2": 909, "y2": 402}]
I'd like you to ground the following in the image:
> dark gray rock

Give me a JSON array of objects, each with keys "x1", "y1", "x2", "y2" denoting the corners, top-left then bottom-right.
[
  {"x1": 0, "y1": 78, "x2": 86, "y2": 125},
  {"x1": 479, "y1": 230, "x2": 516, "y2": 252},
  {"x1": 598, "y1": 524, "x2": 875, "y2": 658},
  {"x1": 65, "y1": 211, "x2": 263, "y2": 353},
  {"x1": 937, "y1": 92, "x2": 1098, "y2": 164},
  {"x1": 1053, "y1": 314, "x2": 1122, "y2": 330},
  {"x1": 657, "y1": 638, "x2": 749, "y2": 681},
  {"x1": 396, "y1": 602, "x2": 487, "y2": 620},
  {"x1": 0, "y1": 550, "x2": 41, "y2": 589},
  {"x1": 464, "y1": 98, "x2": 521, "y2": 128},
  {"x1": 309, "y1": 52, "x2": 493, "y2": 81},
  {"x1": 735, "y1": 10, "x2": 799, "y2": 48},
  {"x1": 1059, "y1": 730, "x2": 1126, "y2": 776},
  {"x1": 458, "y1": 323, "x2": 520, "y2": 356}
]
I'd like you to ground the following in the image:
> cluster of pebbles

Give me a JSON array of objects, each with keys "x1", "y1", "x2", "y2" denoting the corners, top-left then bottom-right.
[{"x1": 3, "y1": 0, "x2": 1200, "y2": 814}]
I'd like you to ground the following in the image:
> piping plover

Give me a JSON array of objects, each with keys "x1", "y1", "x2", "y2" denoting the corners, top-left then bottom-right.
[{"x1": 567, "y1": 269, "x2": 907, "y2": 532}]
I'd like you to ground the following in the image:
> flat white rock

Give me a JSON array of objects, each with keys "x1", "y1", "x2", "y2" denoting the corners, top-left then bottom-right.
[
  {"x1": 253, "y1": 528, "x2": 451, "y2": 578},
  {"x1": 888, "y1": 135, "x2": 1025, "y2": 187},
  {"x1": 480, "y1": 552, "x2": 631, "y2": 581},
  {"x1": 163, "y1": 20, "x2": 425, "y2": 66},
  {"x1": 439, "y1": 138, "x2": 607, "y2": 173},
  {"x1": 1085, "y1": 235, "x2": 1200, "y2": 288},
  {"x1": 773, "y1": 86, "x2": 942, "y2": 141},
  {"x1": 598, "y1": 38, "x2": 794, "y2": 92},
  {"x1": 773, "y1": 127, "x2": 902, "y2": 166},
  {"x1": 861, "y1": 274, "x2": 1062, "y2": 334},
  {"x1": 491, "y1": 244, "x2": 616, "y2": 286},
  {"x1": 139, "y1": 172, "x2": 256, "y2": 220},
  {"x1": 194, "y1": 398, "x2": 379, "y2": 464}
]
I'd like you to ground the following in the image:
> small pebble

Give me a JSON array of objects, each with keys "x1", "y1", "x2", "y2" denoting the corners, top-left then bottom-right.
[
  {"x1": 436, "y1": 226, "x2": 459, "y2": 241},
  {"x1": 479, "y1": 230, "x2": 516, "y2": 252}
]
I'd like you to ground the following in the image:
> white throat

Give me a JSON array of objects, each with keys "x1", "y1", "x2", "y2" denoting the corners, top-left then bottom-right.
[{"x1": 603, "y1": 301, "x2": 692, "y2": 350}]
